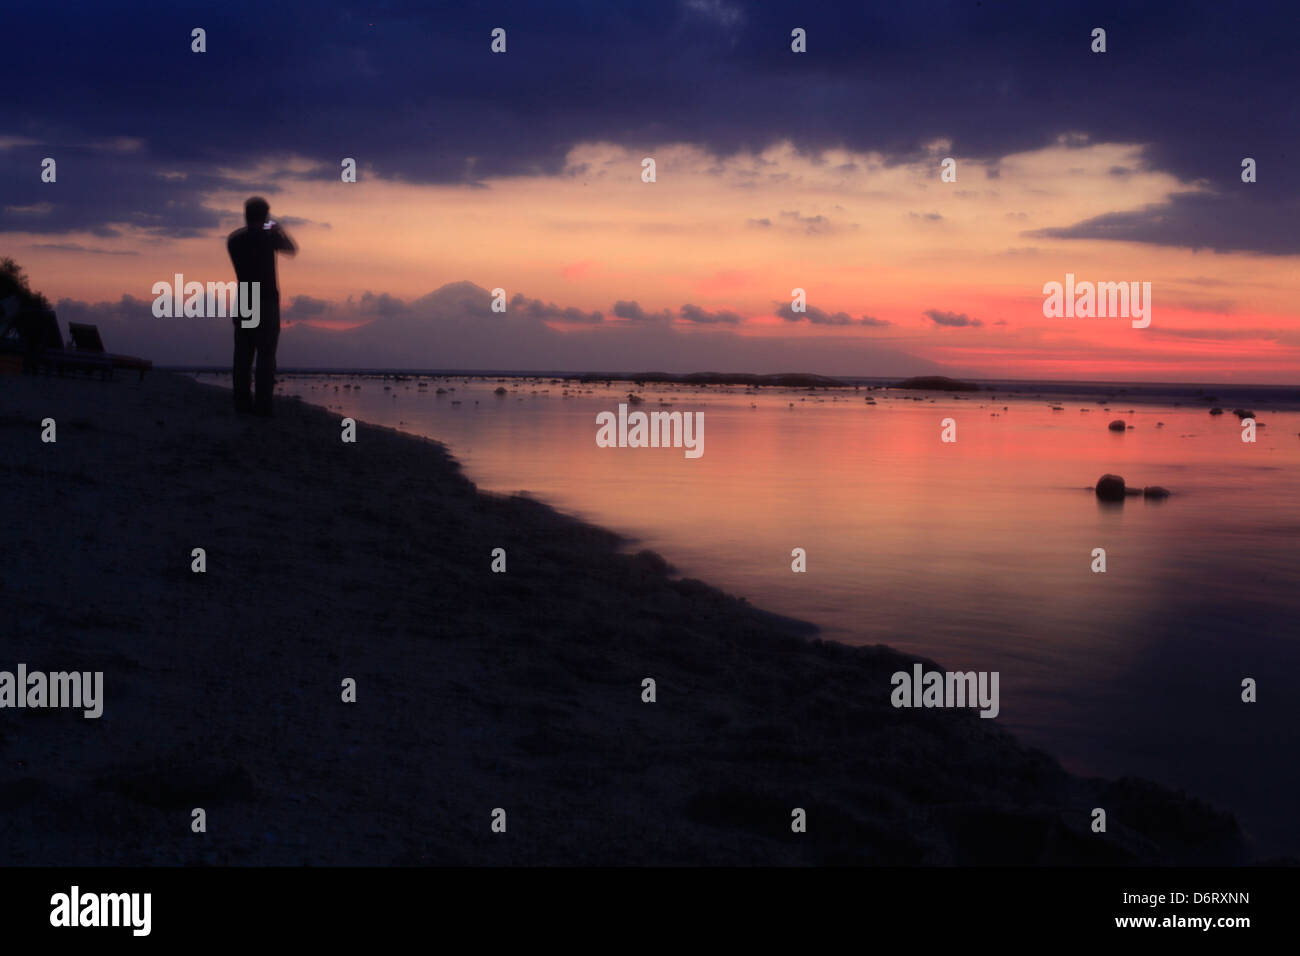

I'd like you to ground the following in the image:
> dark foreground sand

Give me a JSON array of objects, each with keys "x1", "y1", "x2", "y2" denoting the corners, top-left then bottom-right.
[{"x1": 0, "y1": 372, "x2": 1247, "y2": 865}]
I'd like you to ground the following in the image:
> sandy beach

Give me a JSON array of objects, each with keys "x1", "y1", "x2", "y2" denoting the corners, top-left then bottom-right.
[{"x1": 0, "y1": 371, "x2": 1250, "y2": 865}]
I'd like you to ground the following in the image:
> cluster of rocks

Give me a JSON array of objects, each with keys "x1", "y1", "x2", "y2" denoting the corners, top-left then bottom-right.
[{"x1": 1095, "y1": 474, "x2": 1170, "y2": 502}]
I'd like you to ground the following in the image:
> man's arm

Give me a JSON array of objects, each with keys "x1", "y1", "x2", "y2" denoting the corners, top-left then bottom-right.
[{"x1": 270, "y1": 223, "x2": 298, "y2": 257}]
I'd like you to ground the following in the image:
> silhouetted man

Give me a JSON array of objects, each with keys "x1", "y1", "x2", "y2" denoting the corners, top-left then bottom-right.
[{"x1": 227, "y1": 197, "x2": 297, "y2": 416}]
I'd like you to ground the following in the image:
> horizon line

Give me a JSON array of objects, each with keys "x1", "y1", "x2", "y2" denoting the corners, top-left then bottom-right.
[{"x1": 161, "y1": 366, "x2": 1300, "y2": 392}]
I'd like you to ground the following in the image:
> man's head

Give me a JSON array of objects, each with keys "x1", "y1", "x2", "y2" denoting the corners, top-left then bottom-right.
[{"x1": 244, "y1": 196, "x2": 271, "y2": 229}]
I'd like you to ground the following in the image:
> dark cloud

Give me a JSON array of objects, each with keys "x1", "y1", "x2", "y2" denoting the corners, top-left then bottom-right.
[
  {"x1": 510, "y1": 292, "x2": 604, "y2": 323},
  {"x1": 778, "y1": 210, "x2": 835, "y2": 234},
  {"x1": 359, "y1": 291, "x2": 408, "y2": 317},
  {"x1": 776, "y1": 303, "x2": 890, "y2": 327},
  {"x1": 612, "y1": 300, "x2": 671, "y2": 321},
  {"x1": 285, "y1": 294, "x2": 329, "y2": 317},
  {"x1": 748, "y1": 211, "x2": 852, "y2": 234},
  {"x1": 1, "y1": 145, "x2": 257, "y2": 237},
  {"x1": 1027, "y1": 192, "x2": 1300, "y2": 255},
  {"x1": 678, "y1": 303, "x2": 741, "y2": 324},
  {"x1": 0, "y1": 0, "x2": 1295, "y2": 252},
  {"x1": 31, "y1": 242, "x2": 138, "y2": 256},
  {"x1": 924, "y1": 309, "x2": 983, "y2": 328}
]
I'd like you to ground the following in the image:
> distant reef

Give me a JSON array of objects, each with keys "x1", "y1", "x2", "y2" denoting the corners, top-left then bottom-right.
[
  {"x1": 575, "y1": 371, "x2": 847, "y2": 388},
  {"x1": 893, "y1": 375, "x2": 981, "y2": 392}
]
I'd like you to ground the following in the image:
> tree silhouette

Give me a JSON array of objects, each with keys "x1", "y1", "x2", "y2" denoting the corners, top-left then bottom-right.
[{"x1": 0, "y1": 258, "x2": 52, "y2": 311}]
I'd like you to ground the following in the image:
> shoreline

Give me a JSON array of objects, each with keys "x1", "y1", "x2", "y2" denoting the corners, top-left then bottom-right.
[
  {"x1": 0, "y1": 371, "x2": 1257, "y2": 864},
  {"x1": 175, "y1": 367, "x2": 1300, "y2": 412}
]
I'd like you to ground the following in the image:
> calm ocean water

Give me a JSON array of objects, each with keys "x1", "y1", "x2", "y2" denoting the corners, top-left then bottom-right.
[{"x1": 201, "y1": 371, "x2": 1300, "y2": 857}]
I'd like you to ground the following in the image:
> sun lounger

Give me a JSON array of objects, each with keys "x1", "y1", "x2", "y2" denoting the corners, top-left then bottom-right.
[
  {"x1": 68, "y1": 322, "x2": 153, "y2": 381},
  {"x1": 3, "y1": 307, "x2": 112, "y2": 378}
]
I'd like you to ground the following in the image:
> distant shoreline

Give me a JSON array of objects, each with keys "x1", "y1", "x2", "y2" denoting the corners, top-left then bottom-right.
[{"x1": 169, "y1": 366, "x2": 1300, "y2": 410}]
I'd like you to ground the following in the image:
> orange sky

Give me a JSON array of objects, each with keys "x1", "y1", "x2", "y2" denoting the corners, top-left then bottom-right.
[{"x1": 10, "y1": 137, "x2": 1300, "y2": 381}]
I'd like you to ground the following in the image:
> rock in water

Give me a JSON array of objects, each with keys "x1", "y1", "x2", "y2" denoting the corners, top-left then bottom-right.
[
  {"x1": 1108, "y1": 419, "x2": 1126, "y2": 432},
  {"x1": 1096, "y1": 474, "x2": 1126, "y2": 501},
  {"x1": 1232, "y1": 408, "x2": 1255, "y2": 419},
  {"x1": 1143, "y1": 486, "x2": 1172, "y2": 499},
  {"x1": 1209, "y1": 407, "x2": 1224, "y2": 415}
]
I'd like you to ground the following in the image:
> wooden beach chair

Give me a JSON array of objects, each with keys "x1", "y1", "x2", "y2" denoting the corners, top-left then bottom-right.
[
  {"x1": 6, "y1": 307, "x2": 112, "y2": 378},
  {"x1": 68, "y1": 322, "x2": 153, "y2": 381}
]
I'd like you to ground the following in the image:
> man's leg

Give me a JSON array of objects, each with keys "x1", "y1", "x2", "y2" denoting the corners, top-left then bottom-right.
[
  {"x1": 252, "y1": 320, "x2": 280, "y2": 416},
  {"x1": 232, "y1": 325, "x2": 254, "y2": 413}
]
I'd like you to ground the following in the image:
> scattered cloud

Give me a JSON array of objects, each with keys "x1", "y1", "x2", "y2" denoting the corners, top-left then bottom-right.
[
  {"x1": 924, "y1": 309, "x2": 983, "y2": 328},
  {"x1": 285, "y1": 294, "x2": 329, "y2": 317},
  {"x1": 778, "y1": 210, "x2": 838, "y2": 234},
  {"x1": 776, "y1": 303, "x2": 891, "y2": 327},
  {"x1": 511, "y1": 292, "x2": 604, "y2": 324},
  {"x1": 612, "y1": 299, "x2": 672, "y2": 321},
  {"x1": 678, "y1": 303, "x2": 742, "y2": 324},
  {"x1": 31, "y1": 242, "x2": 138, "y2": 256}
]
